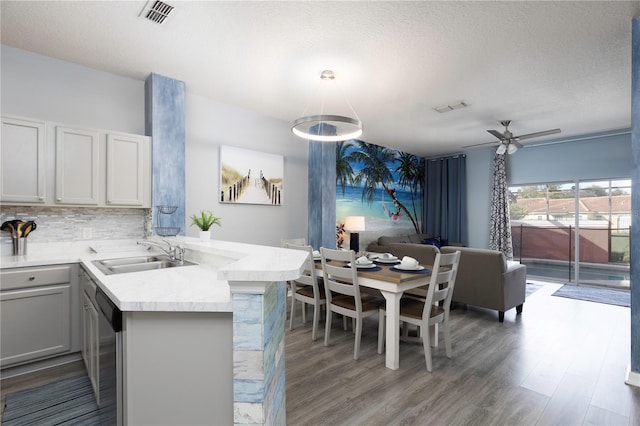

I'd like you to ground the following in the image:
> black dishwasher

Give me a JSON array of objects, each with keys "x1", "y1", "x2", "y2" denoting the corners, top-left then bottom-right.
[{"x1": 95, "y1": 287, "x2": 123, "y2": 426}]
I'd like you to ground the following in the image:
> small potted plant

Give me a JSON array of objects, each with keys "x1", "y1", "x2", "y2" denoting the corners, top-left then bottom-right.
[{"x1": 190, "y1": 210, "x2": 222, "y2": 241}]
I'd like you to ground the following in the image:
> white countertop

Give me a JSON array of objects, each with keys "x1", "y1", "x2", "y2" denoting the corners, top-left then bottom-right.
[{"x1": 0, "y1": 237, "x2": 307, "y2": 313}]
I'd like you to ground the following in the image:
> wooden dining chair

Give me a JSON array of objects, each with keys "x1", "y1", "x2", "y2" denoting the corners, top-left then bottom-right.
[
  {"x1": 320, "y1": 247, "x2": 383, "y2": 360},
  {"x1": 285, "y1": 243, "x2": 326, "y2": 341},
  {"x1": 281, "y1": 237, "x2": 308, "y2": 313},
  {"x1": 378, "y1": 250, "x2": 460, "y2": 371}
]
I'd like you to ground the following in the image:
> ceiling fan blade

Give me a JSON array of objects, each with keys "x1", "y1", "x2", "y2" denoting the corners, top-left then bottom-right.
[
  {"x1": 512, "y1": 139, "x2": 523, "y2": 149},
  {"x1": 487, "y1": 129, "x2": 505, "y2": 140},
  {"x1": 462, "y1": 140, "x2": 499, "y2": 149},
  {"x1": 515, "y1": 128, "x2": 561, "y2": 141}
]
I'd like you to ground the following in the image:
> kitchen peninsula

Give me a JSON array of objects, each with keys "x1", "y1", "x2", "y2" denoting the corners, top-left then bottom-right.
[{"x1": 0, "y1": 237, "x2": 307, "y2": 425}]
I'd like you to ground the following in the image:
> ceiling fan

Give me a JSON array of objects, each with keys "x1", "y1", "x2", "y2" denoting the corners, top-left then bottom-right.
[{"x1": 465, "y1": 120, "x2": 561, "y2": 154}]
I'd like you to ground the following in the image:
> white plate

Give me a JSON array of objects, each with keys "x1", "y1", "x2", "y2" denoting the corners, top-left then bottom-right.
[
  {"x1": 348, "y1": 262, "x2": 377, "y2": 268},
  {"x1": 394, "y1": 264, "x2": 424, "y2": 271},
  {"x1": 375, "y1": 257, "x2": 399, "y2": 263}
]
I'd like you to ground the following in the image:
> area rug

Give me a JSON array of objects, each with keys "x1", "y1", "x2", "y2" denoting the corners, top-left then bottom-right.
[
  {"x1": 552, "y1": 284, "x2": 630, "y2": 307},
  {"x1": 526, "y1": 282, "x2": 544, "y2": 297},
  {"x1": 2, "y1": 374, "x2": 104, "y2": 426}
]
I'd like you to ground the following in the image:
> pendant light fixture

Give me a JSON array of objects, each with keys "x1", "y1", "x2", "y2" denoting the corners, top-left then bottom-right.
[{"x1": 291, "y1": 70, "x2": 363, "y2": 142}]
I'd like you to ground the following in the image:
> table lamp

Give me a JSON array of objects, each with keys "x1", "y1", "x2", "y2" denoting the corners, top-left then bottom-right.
[{"x1": 344, "y1": 216, "x2": 365, "y2": 252}]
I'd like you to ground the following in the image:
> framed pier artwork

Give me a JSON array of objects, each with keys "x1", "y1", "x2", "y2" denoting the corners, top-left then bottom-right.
[{"x1": 219, "y1": 145, "x2": 284, "y2": 205}]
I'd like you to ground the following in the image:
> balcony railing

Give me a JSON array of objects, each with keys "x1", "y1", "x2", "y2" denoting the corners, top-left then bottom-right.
[{"x1": 511, "y1": 223, "x2": 630, "y2": 286}]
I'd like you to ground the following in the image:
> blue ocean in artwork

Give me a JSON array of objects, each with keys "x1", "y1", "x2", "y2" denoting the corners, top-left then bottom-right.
[{"x1": 337, "y1": 185, "x2": 422, "y2": 233}]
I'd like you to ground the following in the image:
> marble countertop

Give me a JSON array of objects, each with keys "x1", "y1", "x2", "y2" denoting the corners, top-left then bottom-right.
[{"x1": 0, "y1": 237, "x2": 307, "y2": 313}]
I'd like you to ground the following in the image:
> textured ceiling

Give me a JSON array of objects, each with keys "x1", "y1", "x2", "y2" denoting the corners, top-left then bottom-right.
[{"x1": 1, "y1": 1, "x2": 638, "y2": 156}]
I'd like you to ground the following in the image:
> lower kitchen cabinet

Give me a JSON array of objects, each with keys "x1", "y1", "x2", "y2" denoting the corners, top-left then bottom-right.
[{"x1": 0, "y1": 264, "x2": 80, "y2": 368}]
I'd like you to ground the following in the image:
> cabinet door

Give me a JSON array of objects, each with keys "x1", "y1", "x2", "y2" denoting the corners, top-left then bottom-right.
[
  {"x1": 55, "y1": 126, "x2": 100, "y2": 205},
  {"x1": 0, "y1": 284, "x2": 71, "y2": 367},
  {"x1": 106, "y1": 133, "x2": 145, "y2": 206},
  {"x1": 82, "y1": 291, "x2": 100, "y2": 399},
  {"x1": 0, "y1": 116, "x2": 46, "y2": 203}
]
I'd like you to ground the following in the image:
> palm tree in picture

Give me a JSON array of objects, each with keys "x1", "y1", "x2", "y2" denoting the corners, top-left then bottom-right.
[
  {"x1": 336, "y1": 141, "x2": 357, "y2": 195},
  {"x1": 395, "y1": 152, "x2": 425, "y2": 231},
  {"x1": 350, "y1": 141, "x2": 422, "y2": 233}
]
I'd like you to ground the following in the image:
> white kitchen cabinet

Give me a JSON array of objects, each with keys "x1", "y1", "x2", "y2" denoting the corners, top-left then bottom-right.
[
  {"x1": 0, "y1": 116, "x2": 46, "y2": 203},
  {"x1": 106, "y1": 133, "x2": 149, "y2": 206},
  {"x1": 0, "y1": 264, "x2": 79, "y2": 367},
  {"x1": 55, "y1": 126, "x2": 100, "y2": 205},
  {"x1": 0, "y1": 114, "x2": 151, "y2": 208}
]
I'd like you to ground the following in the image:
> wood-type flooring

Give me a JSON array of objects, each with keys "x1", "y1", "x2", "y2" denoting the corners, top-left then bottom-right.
[
  {"x1": 285, "y1": 281, "x2": 640, "y2": 425},
  {"x1": 1, "y1": 281, "x2": 639, "y2": 425}
]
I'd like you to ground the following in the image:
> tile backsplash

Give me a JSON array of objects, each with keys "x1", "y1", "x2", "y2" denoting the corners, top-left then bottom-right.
[{"x1": 0, "y1": 206, "x2": 152, "y2": 242}]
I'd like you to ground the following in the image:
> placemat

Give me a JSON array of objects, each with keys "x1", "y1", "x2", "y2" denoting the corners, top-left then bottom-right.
[{"x1": 344, "y1": 265, "x2": 382, "y2": 272}]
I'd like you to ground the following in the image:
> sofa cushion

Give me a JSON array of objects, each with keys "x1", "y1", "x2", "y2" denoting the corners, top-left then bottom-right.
[
  {"x1": 378, "y1": 235, "x2": 410, "y2": 246},
  {"x1": 408, "y1": 233, "x2": 430, "y2": 244},
  {"x1": 388, "y1": 243, "x2": 439, "y2": 265}
]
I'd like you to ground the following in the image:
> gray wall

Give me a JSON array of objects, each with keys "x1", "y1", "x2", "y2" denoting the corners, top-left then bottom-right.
[
  {"x1": 1, "y1": 45, "x2": 308, "y2": 247},
  {"x1": 184, "y1": 93, "x2": 308, "y2": 245},
  {"x1": 464, "y1": 130, "x2": 632, "y2": 249}
]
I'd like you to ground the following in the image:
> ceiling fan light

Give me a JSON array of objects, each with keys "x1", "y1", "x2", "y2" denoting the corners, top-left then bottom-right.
[
  {"x1": 507, "y1": 143, "x2": 518, "y2": 154},
  {"x1": 496, "y1": 143, "x2": 507, "y2": 155}
]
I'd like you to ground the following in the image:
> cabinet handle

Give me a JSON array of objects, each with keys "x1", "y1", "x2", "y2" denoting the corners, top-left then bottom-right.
[
  {"x1": 56, "y1": 198, "x2": 62, "y2": 202},
  {"x1": 38, "y1": 196, "x2": 44, "y2": 200},
  {"x1": 28, "y1": 276, "x2": 35, "y2": 281}
]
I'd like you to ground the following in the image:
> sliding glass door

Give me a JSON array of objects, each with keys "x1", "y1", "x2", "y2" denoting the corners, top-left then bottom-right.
[
  {"x1": 509, "y1": 179, "x2": 630, "y2": 288},
  {"x1": 575, "y1": 179, "x2": 631, "y2": 287}
]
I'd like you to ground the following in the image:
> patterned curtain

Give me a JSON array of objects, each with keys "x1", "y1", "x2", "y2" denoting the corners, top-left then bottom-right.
[{"x1": 489, "y1": 152, "x2": 513, "y2": 259}]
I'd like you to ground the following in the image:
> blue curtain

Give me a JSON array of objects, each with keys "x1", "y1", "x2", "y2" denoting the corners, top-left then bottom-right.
[{"x1": 424, "y1": 155, "x2": 467, "y2": 246}]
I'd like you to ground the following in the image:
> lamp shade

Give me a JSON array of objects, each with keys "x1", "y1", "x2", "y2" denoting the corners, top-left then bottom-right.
[
  {"x1": 496, "y1": 143, "x2": 507, "y2": 155},
  {"x1": 344, "y1": 216, "x2": 365, "y2": 232}
]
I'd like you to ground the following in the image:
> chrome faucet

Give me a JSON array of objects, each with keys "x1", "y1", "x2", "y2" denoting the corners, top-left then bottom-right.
[{"x1": 137, "y1": 239, "x2": 185, "y2": 263}]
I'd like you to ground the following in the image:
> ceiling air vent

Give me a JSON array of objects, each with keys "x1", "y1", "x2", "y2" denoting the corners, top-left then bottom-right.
[
  {"x1": 433, "y1": 101, "x2": 470, "y2": 113},
  {"x1": 140, "y1": 0, "x2": 174, "y2": 24}
]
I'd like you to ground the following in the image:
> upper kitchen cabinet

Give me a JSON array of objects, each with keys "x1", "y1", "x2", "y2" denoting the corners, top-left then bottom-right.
[
  {"x1": 0, "y1": 116, "x2": 46, "y2": 203},
  {"x1": 55, "y1": 126, "x2": 100, "y2": 205},
  {"x1": 106, "y1": 133, "x2": 151, "y2": 207},
  {"x1": 0, "y1": 115, "x2": 151, "y2": 208}
]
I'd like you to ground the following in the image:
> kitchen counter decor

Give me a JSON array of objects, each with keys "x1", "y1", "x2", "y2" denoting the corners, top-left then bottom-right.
[
  {"x1": 190, "y1": 209, "x2": 222, "y2": 240},
  {"x1": 1, "y1": 219, "x2": 36, "y2": 255},
  {"x1": 154, "y1": 205, "x2": 180, "y2": 236}
]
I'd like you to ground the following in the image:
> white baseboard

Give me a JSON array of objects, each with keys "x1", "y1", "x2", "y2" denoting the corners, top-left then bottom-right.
[{"x1": 625, "y1": 364, "x2": 640, "y2": 388}]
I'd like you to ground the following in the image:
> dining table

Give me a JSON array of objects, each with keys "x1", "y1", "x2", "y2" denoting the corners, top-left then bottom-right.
[{"x1": 315, "y1": 256, "x2": 433, "y2": 370}]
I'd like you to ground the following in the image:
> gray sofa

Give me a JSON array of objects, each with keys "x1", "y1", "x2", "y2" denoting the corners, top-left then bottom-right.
[
  {"x1": 381, "y1": 243, "x2": 527, "y2": 322},
  {"x1": 440, "y1": 246, "x2": 527, "y2": 322}
]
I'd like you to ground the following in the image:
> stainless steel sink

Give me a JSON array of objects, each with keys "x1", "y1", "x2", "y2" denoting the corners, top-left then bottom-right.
[{"x1": 92, "y1": 255, "x2": 197, "y2": 275}]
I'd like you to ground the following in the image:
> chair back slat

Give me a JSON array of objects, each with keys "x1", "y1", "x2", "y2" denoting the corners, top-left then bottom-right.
[{"x1": 320, "y1": 247, "x2": 361, "y2": 302}]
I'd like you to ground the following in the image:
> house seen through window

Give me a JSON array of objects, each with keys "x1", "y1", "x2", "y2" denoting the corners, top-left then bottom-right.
[{"x1": 508, "y1": 179, "x2": 630, "y2": 288}]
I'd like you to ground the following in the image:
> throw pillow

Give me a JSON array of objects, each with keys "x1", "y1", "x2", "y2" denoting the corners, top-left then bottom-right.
[{"x1": 422, "y1": 236, "x2": 442, "y2": 249}]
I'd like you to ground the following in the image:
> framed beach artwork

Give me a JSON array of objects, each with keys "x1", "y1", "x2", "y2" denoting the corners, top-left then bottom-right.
[
  {"x1": 335, "y1": 141, "x2": 424, "y2": 247},
  {"x1": 219, "y1": 145, "x2": 284, "y2": 205}
]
